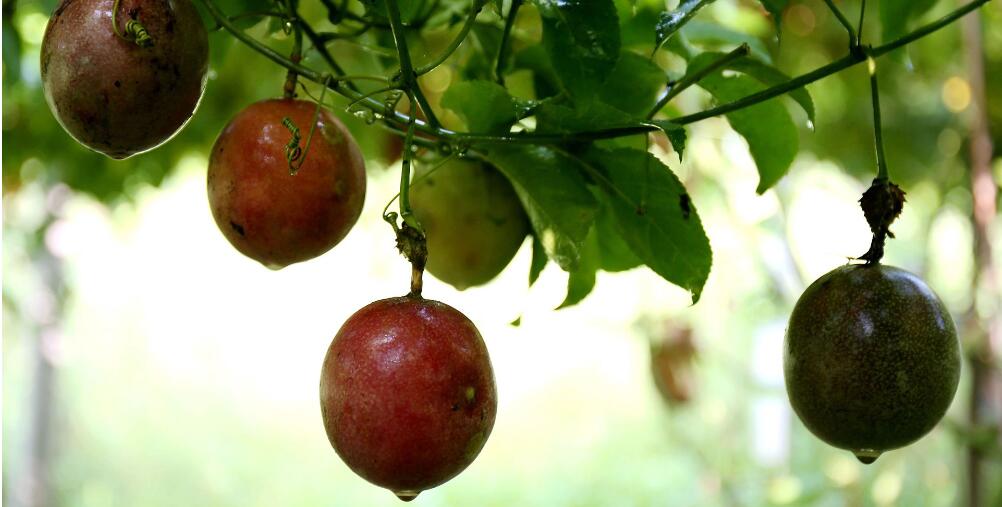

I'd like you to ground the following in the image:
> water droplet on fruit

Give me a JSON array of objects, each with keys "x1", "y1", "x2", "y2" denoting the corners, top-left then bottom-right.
[
  {"x1": 853, "y1": 449, "x2": 881, "y2": 464},
  {"x1": 264, "y1": 262, "x2": 285, "y2": 271},
  {"x1": 394, "y1": 490, "x2": 420, "y2": 502}
]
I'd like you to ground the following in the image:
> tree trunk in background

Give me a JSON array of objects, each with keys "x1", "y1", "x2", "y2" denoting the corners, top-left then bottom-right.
[
  {"x1": 10, "y1": 201, "x2": 67, "y2": 507},
  {"x1": 960, "y1": 7, "x2": 1000, "y2": 507}
]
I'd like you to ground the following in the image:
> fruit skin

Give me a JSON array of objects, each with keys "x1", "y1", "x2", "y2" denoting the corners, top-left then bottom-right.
[
  {"x1": 410, "y1": 159, "x2": 529, "y2": 290},
  {"x1": 784, "y1": 263, "x2": 960, "y2": 456},
  {"x1": 320, "y1": 296, "x2": 497, "y2": 496},
  {"x1": 40, "y1": 0, "x2": 208, "y2": 159},
  {"x1": 207, "y1": 99, "x2": 366, "y2": 269}
]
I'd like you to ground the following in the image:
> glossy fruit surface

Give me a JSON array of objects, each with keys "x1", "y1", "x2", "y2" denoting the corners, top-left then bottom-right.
[
  {"x1": 784, "y1": 263, "x2": 960, "y2": 463},
  {"x1": 410, "y1": 159, "x2": 529, "y2": 290},
  {"x1": 207, "y1": 99, "x2": 366, "y2": 269},
  {"x1": 320, "y1": 296, "x2": 497, "y2": 500},
  {"x1": 40, "y1": 0, "x2": 208, "y2": 159}
]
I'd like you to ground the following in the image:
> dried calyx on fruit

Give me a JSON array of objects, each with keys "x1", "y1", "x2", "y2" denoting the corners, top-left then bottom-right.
[{"x1": 856, "y1": 178, "x2": 906, "y2": 264}]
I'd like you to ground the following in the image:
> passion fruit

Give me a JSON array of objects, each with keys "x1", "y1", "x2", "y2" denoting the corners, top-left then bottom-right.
[
  {"x1": 409, "y1": 158, "x2": 529, "y2": 290},
  {"x1": 320, "y1": 296, "x2": 497, "y2": 500},
  {"x1": 207, "y1": 99, "x2": 366, "y2": 269},
  {"x1": 784, "y1": 263, "x2": 960, "y2": 463},
  {"x1": 41, "y1": 0, "x2": 209, "y2": 159}
]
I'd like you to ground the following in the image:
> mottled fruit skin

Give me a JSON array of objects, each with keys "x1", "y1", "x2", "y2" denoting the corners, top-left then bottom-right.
[
  {"x1": 40, "y1": 0, "x2": 208, "y2": 159},
  {"x1": 410, "y1": 159, "x2": 529, "y2": 290},
  {"x1": 320, "y1": 296, "x2": 497, "y2": 497},
  {"x1": 207, "y1": 99, "x2": 366, "y2": 269},
  {"x1": 784, "y1": 264, "x2": 960, "y2": 456}
]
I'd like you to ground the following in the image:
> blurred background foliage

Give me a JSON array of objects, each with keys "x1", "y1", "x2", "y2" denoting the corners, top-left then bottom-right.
[{"x1": 3, "y1": 0, "x2": 1002, "y2": 506}]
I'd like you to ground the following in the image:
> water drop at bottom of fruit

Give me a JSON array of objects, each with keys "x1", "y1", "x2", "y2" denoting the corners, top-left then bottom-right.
[
  {"x1": 394, "y1": 490, "x2": 420, "y2": 502},
  {"x1": 853, "y1": 449, "x2": 881, "y2": 464}
]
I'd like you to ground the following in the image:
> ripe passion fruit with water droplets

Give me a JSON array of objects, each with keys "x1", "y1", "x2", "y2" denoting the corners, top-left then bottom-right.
[
  {"x1": 320, "y1": 296, "x2": 497, "y2": 500},
  {"x1": 784, "y1": 263, "x2": 960, "y2": 464}
]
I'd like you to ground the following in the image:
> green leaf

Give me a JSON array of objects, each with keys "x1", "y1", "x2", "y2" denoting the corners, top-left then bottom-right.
[
  {"x1": 696, "y1": 71, "x2": 798, "y2": 193},
  {"x1": 513, "y1": 45, "x2": 561, "y2": 100},
  {"x1": 758, "y1": 0, "x2": 789, "y2": 34},
  {"x1": 441, "y1": 80, "x2": 517, "y2": 133},
  {"x1": 724, "y1": 59, "x2": 815, "y2": 124},
  {"x1": 650, "y1": 120, "x2": 687, "y2": 162},
  {"x1": 681, "y1": 21, "x2": 772, "y2": 63},
  {"x1": 486, "y1": 145, "x2": 599, "y2": 270},
  {"x1": 588, "y1": 148, "x2": 712, "y2": 302},
  {"x1": 467, "y1": 23, "x2": 504, "y2": 81},
  {"x1": 358, "y1": 0, "x2": 433, "y2": 24},
  {"x1": 688, "y1": 52, "x2": 815, "y2": 123},
  {"x1": 558, "y1": 227, "x2": 600, "y2": 309},
  {"x1": 535, "y1": 0, "x2": 621, "y2": 100},
  {"x1": 599, "y1": 51, "x2": 667, "y2": 117},
  {"x1": 529, "y1": 233, "x2": 548, "y2": 286},
  {"x1": 655, "y1": 0, "x2": 715, "y2": 52},
  {"x1": 594, "y1": 197, "x2": 642, "y2": 272},
  {"x1": 880, "y1": 0, "x2": 939, "y2": 43},
  {"x1": 534, "y1": 102, "x2": 635, "y2": 134}
]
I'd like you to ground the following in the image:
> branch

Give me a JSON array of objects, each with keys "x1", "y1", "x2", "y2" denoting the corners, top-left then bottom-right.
[
  {"x1": 671, "y1": 0, "x2": 992, "y2": 125},
  {"x1": 495, "y1": 0, "x2": 523, "y2": 85},
  {"x1": 647, "y1": 43, "x2": 749, "y2": 120},
  {"x1": 193, "y1": 0, "x2": 992, "y2": 146},
  {"x1": 384, "y1": 0, "x2": 442, "y2": 128},
  {"x1": 821, "y1": 0, "x2": 857, "y2": 48}
]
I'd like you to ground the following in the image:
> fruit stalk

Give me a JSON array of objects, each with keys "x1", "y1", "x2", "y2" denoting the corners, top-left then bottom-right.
[
  {"x1": 868, "y1": 58, "x2": 889, "y2": 181},
  {"x1": 856, "y1": 57, "x2": 905, "y2": 265},
  {"x1": 494, "y1": 0, "x2": 522, "y2": 85},
  {"x1": 282, "y1": 0, "x2": 303, "y2": 99},
  {"x1": 384, "y1": 0, "x2": 441, "y2": 129}
]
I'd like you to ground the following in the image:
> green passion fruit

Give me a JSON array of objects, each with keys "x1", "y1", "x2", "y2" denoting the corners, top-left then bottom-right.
[
  {"x1": 784, "y1": 263, "x2": 960, "y2": 464},
  {"x1": 409, "y1": 158, "x2": 530, "y2": 290}
]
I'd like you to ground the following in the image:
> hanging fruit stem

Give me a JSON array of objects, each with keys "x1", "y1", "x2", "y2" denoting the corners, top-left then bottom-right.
[{"x1": 857, "y1": 57, "x2": 906, "y2": 265}]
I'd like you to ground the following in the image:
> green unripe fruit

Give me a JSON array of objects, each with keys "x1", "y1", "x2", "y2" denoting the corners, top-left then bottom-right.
[
  {"x1": 410, "y1": 159, "x2": 530, "y2": 290},
  {"x1": 784, "y1": 263, "x2": 960, "y2": 464}
]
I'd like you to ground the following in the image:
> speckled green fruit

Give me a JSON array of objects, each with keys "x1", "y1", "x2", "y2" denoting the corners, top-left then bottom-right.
[
  {"x1": 784, "y1": 263, "x2": 960, "y2": 463},
  {"x1": 410, "y1": 159, "x2": 529, "y2": 290}
]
